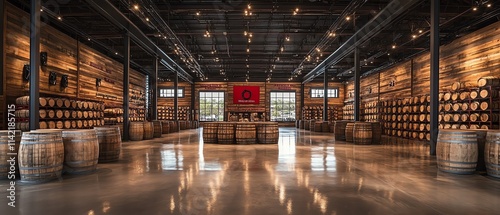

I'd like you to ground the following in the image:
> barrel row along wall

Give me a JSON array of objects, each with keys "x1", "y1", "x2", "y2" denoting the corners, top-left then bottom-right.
[
  {"x1": 343, "y1": 20, "x2": 500, "y2": 141},
  {"x1": 1, "y1": 3, "x2": 147, "y2": 129}
]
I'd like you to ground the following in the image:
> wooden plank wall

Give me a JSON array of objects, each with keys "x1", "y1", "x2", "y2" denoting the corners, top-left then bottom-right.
[
  {"x1": 304, "y1": 82, "x2": 345, "y2": 105},
  {"x1": 157, "y1": 81, "x2": 192, "y2": 107},
  {"x1": 1, "y1": 3, "x2": 146, "y2": 121},
  {"x1": 345, "y1": 20, "x2": 500, "y2": 105},
  {"x1": 360, "y1": 72, "x2": 379, "y2": 103}
]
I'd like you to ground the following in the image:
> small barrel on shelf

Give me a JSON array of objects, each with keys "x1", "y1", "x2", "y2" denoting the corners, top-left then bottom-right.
[
  {"x1": 479, "y1": 88, "x2": 498, "y2": 98},
  {"x1": 437, "y1": 129, "x2": 478, "y2": 174},
  {"x1": 478, "y1": 76, "x2": 500, "y2": 87},
  {"x1": 451, "y1": 82, "x2": 464, "y2": 91}
]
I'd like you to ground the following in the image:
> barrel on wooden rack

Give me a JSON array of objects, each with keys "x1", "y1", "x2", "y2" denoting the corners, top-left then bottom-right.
[
  {"x1": 61, "y1": 129, "x2": 99, "y2": 174},
  {"x1": 143, "y1": 121, "x2": 154, "y2": 140},
  {"x1": 161, "y1": 120, "x2": 170, "y2": 134},
  {"x1": 94, "y1": 127, "x2": 122, "y2": 163},
  {"x1": 129, "y1": 122, "x2": 144, "y2": 141},
  {"x1": 478, "y1": 76, "x2": 500, "y2": 87},
  {"x1": 217, "y1": 122, "x2": 235, "y2": 144},
  {"x1": 0, "y1": 130, "x2": 21, "y2": 179},
  {"x1": 19, "y1": 130, "x2": 64, "y2": 183},
  {"x1": 152, "y1": 120, "x2": 162, "y2": 138},
  {"x1": 235, "y1": 123, "x2": 256, "y2": 144},
  {"x1": 257, "y1": 122, "x2": 279, "y2": 144},
  {"x1": 353, "y1": 122, "x2": 372, "y2": 145},
  {"x1": 345, "y1": 122, "x2": 355, "y2": 142},
  {"x1": 437, "y1": 129, "x2": 478, "y2": 174},
  {"x1": 334, "y1": 121, "x2": 348, "y2": 141},
  {"x1": 203, "y1": 123, "x2": 218, "y2": 144}
]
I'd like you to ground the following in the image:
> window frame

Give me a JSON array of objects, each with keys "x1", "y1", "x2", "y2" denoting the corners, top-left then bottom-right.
[
  {"x1": 310, "y1": 87, "x2": 339, "y2": 98},
  {"x1": 159, "y1": 87, "x2": 185, "y2": 98},
  {"x1": 269, "y1": 91, "x2": 296, "y2": 122},
  {"x1": 198, "y1": 91, "x2": 225, "y2": 122}
]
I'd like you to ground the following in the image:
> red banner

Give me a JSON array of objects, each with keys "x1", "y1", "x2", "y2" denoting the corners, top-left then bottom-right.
[{"x1": 233, "y1": 86, "x2": 260, "y2": 104}]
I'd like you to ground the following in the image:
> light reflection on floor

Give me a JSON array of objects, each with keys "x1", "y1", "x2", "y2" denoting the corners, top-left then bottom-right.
[{"x1": 1, "y1": 127, "x2": 500, "y2": 215}]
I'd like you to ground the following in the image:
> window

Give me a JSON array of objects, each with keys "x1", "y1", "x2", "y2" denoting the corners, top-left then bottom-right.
[
  {"x1": 199, "y1": 91, "x2": 225, "y2": 121},
  {"x1": 159, "y1": 88, "x2": 184, "y2": 98},
  {"x1": 310, "y1": 88, "x2": 339, "y2": 98},
  {"x1": 270, "y1": 91, "x2": 296, "y2": 122}
]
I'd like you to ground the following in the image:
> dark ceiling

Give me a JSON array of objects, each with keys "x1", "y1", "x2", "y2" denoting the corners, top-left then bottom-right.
[{"x1": 9, "y1": 0, "x2": 500, "y2": 83}]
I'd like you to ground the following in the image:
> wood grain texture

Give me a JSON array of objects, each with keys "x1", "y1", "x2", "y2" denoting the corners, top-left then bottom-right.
[
  {"x1": 157, "y1": 81, "x2": 192, "y2": 108},
  {"x1": 304, "y1": 82, "x2": 345, "y2": 106}
]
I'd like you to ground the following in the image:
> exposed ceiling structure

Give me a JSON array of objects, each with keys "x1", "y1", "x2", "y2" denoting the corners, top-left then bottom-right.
[{"x1": 9, "y1": 0, "x2": 500, "y2": 83}]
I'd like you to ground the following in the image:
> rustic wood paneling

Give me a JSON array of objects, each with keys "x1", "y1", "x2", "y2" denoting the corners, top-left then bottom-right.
[
  {"x1": 379, "y1": 61, "x2": 412, "y2": 101},
  {"x1": 4, "y1": 4, "x2": 78, "y2": 98},
  {"x1": 304, "y1": 82, "x2": 345, "y2": 106},
  {"x1": 157, "y1": 81, "x2": 192, "y2": 107},
  {"x1": 360, "y1": 72, "x2": 380, "y2": 99}
]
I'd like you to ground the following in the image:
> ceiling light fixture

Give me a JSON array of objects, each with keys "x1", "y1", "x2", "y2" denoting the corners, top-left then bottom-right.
[
  {"x1": 196, "y1": 11, "x2": 200, "y2": 16},
  {"x1": 133, "y1": 5, "x2": 139, "y2": 10}
]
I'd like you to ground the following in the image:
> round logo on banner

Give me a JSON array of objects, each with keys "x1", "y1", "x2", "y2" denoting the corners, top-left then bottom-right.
[{"x1": 242, "y1": 90, "x2": 252, "y2": 100}]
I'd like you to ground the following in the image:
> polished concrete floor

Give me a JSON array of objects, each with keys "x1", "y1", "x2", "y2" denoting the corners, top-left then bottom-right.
[{"x1": 1, "y1": 127, "x2": 500, "y2": 215}]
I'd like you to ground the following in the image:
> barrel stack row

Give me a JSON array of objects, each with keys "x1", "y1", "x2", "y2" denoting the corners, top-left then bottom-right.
[
  {"x1": 296, "y1": 120, "x2": 332, "y2": 132},
  {"x1": 437, "y1": 129, "x2": 500, "y2": 178},
  {"x1": 339, "y1": 121, "x2": 382, "y2": 145},
  {"x1": 128, "y1": 120, "x2": 200, "y2": 141},
  {"x1": 203, "y1": 122, "x2": 279, "y2": 144},
  {"x1": 0, "y1": 127, "x2": 121, "y2": 183}
]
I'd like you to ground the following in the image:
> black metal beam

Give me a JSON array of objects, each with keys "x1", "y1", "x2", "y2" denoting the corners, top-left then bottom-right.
[
  {"x1": 191, "y1": 83, "x2": 195, "y2": 120},
  {"x1": 354, "y1": 46, "x2": 361, "y2": 122},
  {"x1": 151, "y1": 58, "x2": 158, "y2": 120},
  {"x1": 29, "y1": 0, "x2": 41, "y2": 130},
  {"x1": 430, "y1": 0, "x2": 440, "y2": 156},
  {"x1": 83, "y1": 0, "x2": 193, "y2": 84},
  {"x1": 300, "y1": 84, "x2": 305, "y2": 120},
  {"x1": 302, "y1": 0, "x2": 420, "y2": 84},
  {"x1": 174, "y1": 70, "x2": 179, "y2": 122},
  {"x1": 122, "y1": 34, "x2": 130, "y2": 141},
  {"x1": 323, "y1": 69, "x2": 328, "y2": 121}
]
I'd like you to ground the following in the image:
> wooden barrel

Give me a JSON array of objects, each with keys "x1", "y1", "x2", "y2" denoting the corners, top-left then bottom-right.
[
  {"x1": 321, "y1": 122, "x2": 329, "y2": 133},
  {"x1": 304, "y1": 120, "x2": 310, "y2": 130},
  {"x1": 179, "y1": 121, "x2": 187, "y2": 130},
  {"x1": 480, "y1": 101, "x2": 499, "y2": 110},
  {"x1": 353, "y1": 122, "x2": 372, "y2": 145},
  {"x1": 468, "y1": 129, "x2": 487, "y2": 172},
  {"x1": 480, "y1": 89, "x2": 498, "y2": 98},
  {"x1": 129, "y1": 122, "x2": 144, "y2": 141},
  {"x1": 345, "y1": 122, "x2": 355, "y2": 142},
  {"x1": 478, "y1": 76, "x2": 500, "y2": 87},
  {"x1": 15, "y1": 109, "x2": 29, "y2": 118},
  {"x1": 485, "y1": 131, "x2": 500, "y2": 177},
  {"x1": 451, "y1": 82, "x2": 464, "y2": 91},
  {"x1": 334, "y1": 121, "x2": 348, "y2": 141},
  {"x1": 480, "y1": 113, "x2": 499, "y2": 122},
  {"x1": 313, "y1": 121, "x2": 322, "y2": 132},
  {"x1": 451, "y1": 92, "x2": 459, "y2": 101},
  {"x1": 309, "y1": 120, "x2": 317, "y2": 131},
  {"x1": 257, "y1": 122, "x2": 279, "y2": 144},
  {"x1": 470, "y1": 101, "x2": 479, "y2": 111},
  {"x1": 452, "y1": 103, "x2": 461, "y2": 112},
  {"x1": 0, "y1": 130, "x2": 22, "y2": 179},
  {"x1": 299, "y1": 120, "x2": 305, "y2": 129},
  {"x1": 371, "y1": 122, "x2": 381, "y2": 144},
  {"x1": 443, "y1": 92, "x2": 452, "y2": 101},
  {"x1": 470, "y1": 90, "x2": 478, "y2": 99},
  {"x1": 235, "y1": 123, "x2": 256, "y2": 144},
  {"x1": 143, "y1": 121, "x2": 154, "y2": 140},
  {"x1": 217, "y1": 123, "x2": 235, "y2": 144},
  {"x1": 152, "y1": 120, "x2": 162, "y2": 138},
  {"x1": 459, "y1": 91, "x2": 470, "y2": 100},
  {"x1": 94, "y1": 127, "x2": 121, "y2": 163},
  {"x1": 203, "y1": 123, "x2": 218, "y2": 144},
  {"x1": 461, "y1": 103, "x2": 469, "y2": 111},
  {"x1": 161, "y1": 120, "x2": 170, "y2": 134},
  {"x1": 19, "y1": 130, "x2": 64, "y2": 183},
  {"x1": 437, "y1": 129, "x2": 478, "y2": 174},
  {"x1": 61, "y1": 129, "x2": 99, "y2": 174},
  {"x1": 170, "y1": 121, "x2": 179, "y2": 133}
]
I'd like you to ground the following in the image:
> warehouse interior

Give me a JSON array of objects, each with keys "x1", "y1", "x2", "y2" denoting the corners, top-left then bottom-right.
[{"x1": 1, "y1": 0, "x2": 500, "y2": 214}]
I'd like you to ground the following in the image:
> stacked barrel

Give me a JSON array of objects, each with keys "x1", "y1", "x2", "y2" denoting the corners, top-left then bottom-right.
[
  {"x1": 362, "y1": 101, "x2": 379, "y2": 122},
  {"x1": 15, "y1": 96, "x2": 105, "y2": 131},
  {"x1": 157, "y1": 106, "x2": 191, "y2": 120},
  {"x1": 381, "y1": 96, "x2": 431, "y2": 141},
  {"x1": 202, "y1": 122, "x2": 279, "y2": 144},
  {"x1": 342, "y1": 104, "x2": 354, "y2": 120}
]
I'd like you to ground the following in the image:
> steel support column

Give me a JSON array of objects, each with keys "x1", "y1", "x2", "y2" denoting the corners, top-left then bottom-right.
[
  {"x1": 323, "y1": 69, "x2": 328, "y2": 121},
  {"x1": 151, "y1": 58, "x2": 158, "y2": 120},
  {"x1": 300, "y1": 84, "x2": 305, "y2": 120},
  {"x1": 29, "y1": 0, "x2": 41, "y2": 130},
  {"x1": 429, "y1": 0, "x2": 440, "y2": 155},
  {"x1": 174, "y1": 70, "x2": 178, "y2": 121},
  {"x1": 122, "y1": 34, "x2": 130, "y2": 141},
  {"x1": 191, "y1": 83, "x2": 195, "y2": 120},
  {"x1": 354, "y1": 47, "x2": 361, "y2": 121}
]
